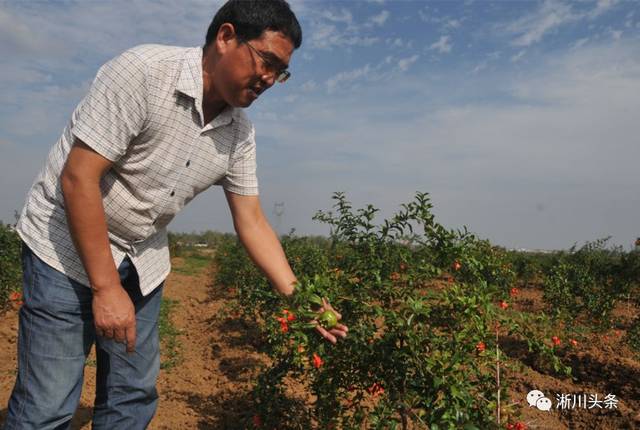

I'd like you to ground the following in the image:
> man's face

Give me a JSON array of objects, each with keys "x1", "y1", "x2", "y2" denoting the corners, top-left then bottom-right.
[{"x1": 213, "y1": 28, "x2": 294, "y2": 108}]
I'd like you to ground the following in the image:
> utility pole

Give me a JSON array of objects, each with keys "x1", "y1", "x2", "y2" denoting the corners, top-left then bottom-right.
[{"x1": 273, "y1": 202, "x2": 285, "y2": 236}]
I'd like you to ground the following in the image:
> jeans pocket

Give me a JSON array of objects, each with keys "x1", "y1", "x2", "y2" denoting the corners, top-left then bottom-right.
[{"x1": 22, "y1": 245, "x2": 93, "y2": 315}]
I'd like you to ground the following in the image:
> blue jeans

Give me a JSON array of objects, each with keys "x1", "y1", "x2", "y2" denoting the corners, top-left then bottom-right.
[{"x1": 3, "y1": 243, "x2": 163, "y2": 430}]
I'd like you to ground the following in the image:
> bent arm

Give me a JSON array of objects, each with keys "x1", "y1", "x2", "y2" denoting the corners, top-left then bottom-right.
[{"x1": 224, "y1": 190, "x2": 297, "y2": 297}]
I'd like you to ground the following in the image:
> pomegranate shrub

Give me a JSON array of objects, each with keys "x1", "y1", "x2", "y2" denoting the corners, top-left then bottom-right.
[{"x1": 216, "y1": 193, "x2": 569, "y2": 429}]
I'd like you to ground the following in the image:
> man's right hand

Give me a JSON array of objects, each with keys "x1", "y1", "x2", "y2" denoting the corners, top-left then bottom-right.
[{"x1": 92, "y1": 284, "x2": 137, "y2": 353}]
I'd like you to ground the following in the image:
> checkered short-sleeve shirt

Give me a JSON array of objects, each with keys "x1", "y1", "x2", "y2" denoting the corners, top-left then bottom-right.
[{"x1": 16, "y1": 44, "x2": 259, "y2": 295}]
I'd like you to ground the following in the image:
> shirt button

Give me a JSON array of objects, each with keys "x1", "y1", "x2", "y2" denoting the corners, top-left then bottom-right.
[
  {"x1": 186, "y1": 160, "x2": 191, "y2": 167},
  {"x1": 170, "y1": 191, "x2": 175, "y2": 197}
]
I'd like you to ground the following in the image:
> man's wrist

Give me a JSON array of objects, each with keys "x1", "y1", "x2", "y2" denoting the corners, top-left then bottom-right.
[{"x1": 281, "y1": 280, "x2": 298, "y2": 303}]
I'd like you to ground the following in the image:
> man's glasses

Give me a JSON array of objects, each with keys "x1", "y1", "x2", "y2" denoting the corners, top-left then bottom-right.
[{"x1": 244, "y1": 41, "x2": 291, "y2": 84}]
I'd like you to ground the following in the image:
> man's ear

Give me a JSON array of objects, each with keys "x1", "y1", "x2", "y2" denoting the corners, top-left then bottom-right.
[{"x1": 216, "y1": 23, "x2": 238, "y2": 55}]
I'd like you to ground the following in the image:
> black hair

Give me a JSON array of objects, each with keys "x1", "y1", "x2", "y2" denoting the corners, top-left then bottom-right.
[{"x1": 205, "y1": 0, "x2": 302, "y2": 49}]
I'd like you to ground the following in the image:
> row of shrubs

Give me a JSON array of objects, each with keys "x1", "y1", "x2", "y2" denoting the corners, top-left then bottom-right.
[
  {"x1": 0, "y1": 222, "x2": 21, "y2": 310},
  {"x1": 213, "y1": 193, "x2": 640, "y2": 429},
  {"x1": 214, "y1": 193, "x2": 575, "y2": 429},
  {"x1": 505, "y1": 239, "x2": 640, "y2": 351}
]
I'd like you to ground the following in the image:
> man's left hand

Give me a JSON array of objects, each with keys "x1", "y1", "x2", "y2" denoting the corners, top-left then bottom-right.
[{"x1": 313, "y1": 297, "x2": 348, "y2": 344}]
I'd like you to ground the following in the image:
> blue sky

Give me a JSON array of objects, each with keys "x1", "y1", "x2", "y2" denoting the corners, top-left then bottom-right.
[{"x1": 1, "y1": 0, "x2": 639, "y2": 250}]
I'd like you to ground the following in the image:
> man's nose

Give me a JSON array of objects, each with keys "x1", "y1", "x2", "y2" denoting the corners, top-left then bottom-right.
[{"x1": 260, "y1": 72, "x2": 277, "y2": 88}]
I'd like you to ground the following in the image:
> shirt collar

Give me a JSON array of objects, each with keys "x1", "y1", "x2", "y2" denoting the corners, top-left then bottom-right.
[{"x1": 176, "y1": 46, "x2": 240, "y2": 128}]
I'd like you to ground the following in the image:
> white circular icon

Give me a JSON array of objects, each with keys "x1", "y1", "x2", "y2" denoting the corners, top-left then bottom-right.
[
  {"x1": 527, "y1": 390, "x2": 545, "y2": 407},
  {"x1": 536, "y1": 397, "x2": 553, "y2": 411}
]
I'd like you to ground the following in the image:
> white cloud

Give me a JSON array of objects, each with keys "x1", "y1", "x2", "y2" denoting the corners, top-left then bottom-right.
[
  {"x1": 300, "y1": 80, "x2": 318, "y2": 92},
  {"x1": 418, "y1": 7, "x2": 467, "y2": 32},
  {"x1": 505, "y1": 0, "x2": 620, "y2": 47},
  {"x1": 571, "y1": 37, "x2": 590, "y2": 49},
  {"x1": 397, "y1": 55, "x2": 419, "y2": 72},
  {"x1": 429, "y1": 35, "x2": 452, "y2": 53},
  {"x1": 473, "y1": 61, "x2": 488, "y2": 74},
  {"x1": 589, "y1": 0, "x2": 619, "y2": 19},
  {"x1": 511, "y1": 50, "x2": 526, "y2": 62},
  {"x1": 323, "y1": 51, "x2": 421, "y2": 93},
  {"x1": 446, "y1": 19, "x2": 462, "y2": 29},
  {"x1": 368, "y1": 10, "x2": 390, "y2": 27},
  {"x1": 386, "y1": 37, "x2": 413, "y2": 49},
  {"x1": 508, "y1": 1, "x2": 574, "y2": 47},
  {"x1": 610, "y1": 29, "x2": 622, "y2": 40},
  {"x1": 320, "y1": 9, "x2": 353, "y2": 25},
  {"x1": 326, "y1": 64, "x2": 372, "y2": 93},
  {"x1": 307, "y1": 6, "x2": 381, "y2": 50},
  {"x1": 472, "y1": 52, "x2": 502, "y2": 73},
  {"x1": 0, "y1": 8, "x2": 63, "y2": 58},
  {"x1": 387, "y1": 37, "x2": 403, "y2": 48}
]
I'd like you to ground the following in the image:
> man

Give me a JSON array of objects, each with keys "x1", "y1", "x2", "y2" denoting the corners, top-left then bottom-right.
[{"x1": 4, "y1": 1, "x2": 348, "y2": 428}]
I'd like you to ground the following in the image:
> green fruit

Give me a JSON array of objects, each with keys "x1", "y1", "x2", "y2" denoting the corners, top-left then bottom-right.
[{"x1": 319, "y1": 310, "x2": 338, "y2": 329}]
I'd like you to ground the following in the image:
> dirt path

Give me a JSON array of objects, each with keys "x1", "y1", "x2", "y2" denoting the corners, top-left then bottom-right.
[{"x1": 0, "y1": 256, "x2": 268, "y2": 429}]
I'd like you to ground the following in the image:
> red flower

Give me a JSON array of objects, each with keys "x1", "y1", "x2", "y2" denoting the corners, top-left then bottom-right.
[
  {"x1": 509, "y1": 287, "x2": 519, "y2": 297},
  {"x1": 390, "y1": 272, "x2": 401, "y2": 281},
  {"x1": 499, "y1": 301, "x2": 509, "y2": 310},
  {"x1": 569, "y1": 339, "x2": 578, "y2": 347},
  {"x1": 9, "y1": 291, "x2": 21, "y2": 301},
  {"x1": 275, "y1": 316, "x2": 289, "y2": 333},
  {"x1": 551, "y1": 336, "x2": 561, "y2": 346},
  {"x1": 252, "y1": 414, "x2": 262, "y2": 427},
  {"x1": 366, "y1": 382, "x2": 384, "y2": 396},
  {"x1": 452, "y1": 261, "x2": 462, "y2": 271},
  {"x1": 312, "y1": 353, "x2": 324, "y2": 369},
  {"x1": 280, "y1": 309, "x2": 296, "y2": 321},
  {"x1": 515, "y1": 422, "x2": 527, "y2": 430},
  {"x1": 476, "y1": 341, "x2": 486, "y2": 353}
]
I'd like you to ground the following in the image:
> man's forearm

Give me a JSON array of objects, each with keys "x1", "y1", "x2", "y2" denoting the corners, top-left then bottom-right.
[
  {"x1": 61, "y1": 174, "x2": 120, "y2": 290},
  {"x1": 235, "y1": 216, "x2": 297, "y2": 297}
]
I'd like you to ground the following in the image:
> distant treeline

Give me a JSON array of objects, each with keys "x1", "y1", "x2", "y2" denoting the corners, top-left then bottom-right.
[{"x1": 167, "y1": 229, "x2": 330, "y2": 257}]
